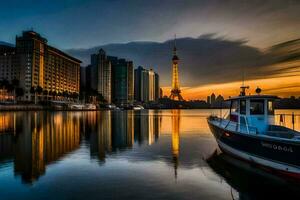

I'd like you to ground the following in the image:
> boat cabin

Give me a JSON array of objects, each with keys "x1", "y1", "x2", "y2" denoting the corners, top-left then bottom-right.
[{"x1": 227, "y1": 95, "x2": 278, "y2": 134}]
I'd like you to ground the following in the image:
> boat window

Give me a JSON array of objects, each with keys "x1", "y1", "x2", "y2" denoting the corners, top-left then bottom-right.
[
  {"x1": 268, "y1": 100, "x2": 274, "y2": 115},
  {"x1": 231, "y1": 100, "x2": 239, "y2": 113},
  {"x1": 240, "y1": 100, "x2": 246, "y2": 115},
  {"x1": 250, "y1": 100, "x2": 264, "y2": 115},
  {"x1": 240, "y1": 116, "x2": 246, "y2": 124}
]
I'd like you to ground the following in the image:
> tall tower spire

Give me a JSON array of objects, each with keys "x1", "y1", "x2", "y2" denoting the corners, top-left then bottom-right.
[{"x1": 169, "y1": 35, "x2": 184, "y2": 101}]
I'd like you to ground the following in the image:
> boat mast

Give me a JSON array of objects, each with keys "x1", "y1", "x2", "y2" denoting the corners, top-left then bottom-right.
[{"x1": 240, "y1": 68, "x2": 249, "y2": 96}]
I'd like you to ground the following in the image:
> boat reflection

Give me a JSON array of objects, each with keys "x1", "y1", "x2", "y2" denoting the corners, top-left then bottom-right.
[
  {"x1": 206, "y1": 150, "x2": 300, "y2": 199},
  {"x1": 0, "y1": 110, "x2": 162, "y2": 184}
]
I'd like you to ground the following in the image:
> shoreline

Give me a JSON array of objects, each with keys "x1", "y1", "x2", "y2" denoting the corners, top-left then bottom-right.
[{"x1": 1, "y1": 104, "x2": 300, "y2": 111}]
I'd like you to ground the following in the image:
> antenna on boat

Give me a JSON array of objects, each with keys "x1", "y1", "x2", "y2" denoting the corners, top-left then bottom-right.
[
  {"x1": 240, "y1": 85, "x2": 249, "y2": 96},
  {"x1": 240, "y1": 68, "x2": 249, "y2": 96}
]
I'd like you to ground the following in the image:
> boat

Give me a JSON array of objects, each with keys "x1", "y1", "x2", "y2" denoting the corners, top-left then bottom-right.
[
  {"x1": 84, "y1": 103, "x2": 97, "y2": 110},
  {"x1": 207, "y1": 86, "x2": 300, "y2": 179},
  {"x1": 133, "y1": 105, "x2": 144, "y2": 110}
]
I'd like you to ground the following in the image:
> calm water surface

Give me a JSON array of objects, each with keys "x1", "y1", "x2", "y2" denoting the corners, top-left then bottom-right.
[{"x1": 0, "y1": 109, "x2": 300, "y2": 200}]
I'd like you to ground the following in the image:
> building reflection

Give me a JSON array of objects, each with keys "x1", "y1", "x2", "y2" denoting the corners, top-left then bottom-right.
[
  {"x1": 0, "y1": 110, "x2": 162, "y2": 183},
  {"x1": 0, "y1": 112, "x2": 81, "y2": 184},
  {"x1": 171, "y1": 110, "x2": 181, "y2": 179},
  {"x1": 88, "y1": 110, "x2": 161, "y2": 162},
  {"x1": 134, "y1": 110, "x2": 161, "y2": 145},
  {"x1": 0, "y1": 113, "x2": 17, "y2": 162}
]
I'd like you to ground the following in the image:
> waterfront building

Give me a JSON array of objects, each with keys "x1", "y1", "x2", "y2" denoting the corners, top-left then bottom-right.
[
  {"x1": 149, "y1": 69, "x2": 155, "y2": 101},
  {"x1": 207, "y1": 96, "x2": 211, "y2": 104},
  {"x1": 80, "y1": 66, "x2": 87, "y2": 91},
  {"x1": 90, "y1": 49, "x2": 111, "y2": 103},
  {"x1": 134, "y1": 66, "x2": 160, "y2": 103},
  {"x1": 15, "y1": 31, "x2": 81, "y2": 101},
  {"x1": 0, "y1": 44, "x2": 19, "y2": 82},
  {"x1": 0, "y1": 31, "x2": 81, "y2": 101},
  {"x1": 216, "y1": 94, "x2": 224, "y2": 102},
  {"x1": 110, "y1": 57, "x2": 134, "y2": 106},
  {"x1": 211, "y1": 93, "x2": 216, "y2": 105},
  {"x1": 134, "y1": 66, "x2": 143, "y2": 102},
  {"x1": 154, "y1": 72, "x2": 160, "y2": 101}
]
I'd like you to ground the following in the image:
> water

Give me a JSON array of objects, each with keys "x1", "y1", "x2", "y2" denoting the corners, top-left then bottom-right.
[{"x1": 0, "y1": 109, "x2": 300, "y2": 200}]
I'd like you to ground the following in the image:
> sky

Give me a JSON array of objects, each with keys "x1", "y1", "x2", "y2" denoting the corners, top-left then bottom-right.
[
  {"x1": 0, "y1": 0, "x2": 299, "y2": 49},
  {"x1": 0, "y1": 0, "x2": 300, "y2": 99}
]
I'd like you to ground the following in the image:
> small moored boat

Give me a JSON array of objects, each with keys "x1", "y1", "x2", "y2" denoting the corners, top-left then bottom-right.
[{"x1": 207, "y1": 87, "x2": 300, "y2": 179}]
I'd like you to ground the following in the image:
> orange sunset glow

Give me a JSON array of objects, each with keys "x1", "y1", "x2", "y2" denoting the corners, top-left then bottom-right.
[{"x1": 163, "y1": 74, "x2": 300, "y2": 100}]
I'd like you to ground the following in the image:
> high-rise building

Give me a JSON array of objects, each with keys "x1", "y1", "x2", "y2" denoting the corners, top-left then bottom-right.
[
  {"x1": 149, "y1": 69, "x2": 155, "y2": 101},
  {"x1": 0, "y1": 44, "x2": 19, "y2": 82},
  {"x1": 80, "y1": 66, "x2": 87, "y2": 91},
  {"x1": 207, "y1": 96, "x2": 211, "y2": 104},
  {"x1": 134, "y1": 66, "x2": 149, "y2": 102},
  {"x1": 110, "y1": 57, "x2": 134, "y2": 106},
  {"x1": 159, "y1": 88, "x2": 163, "y2": 98},
  {"x1": 91, "y1": 49, "x2": 111, "y2": 103},
  {"x1": 211, "y1": 93, "x2": 216, "y2": 105},
  {"x1": 13, "y1": 31, "x2": 81, "y2": 101},
  {"x1": 154, "y1": 72, "x2": 160, "y2": 101},
  {"x1": 134, "y1": 66, "x2": 160, "y2": 103}
]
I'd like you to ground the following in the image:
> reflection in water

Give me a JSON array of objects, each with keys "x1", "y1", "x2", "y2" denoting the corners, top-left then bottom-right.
[
  {"x1": 207, "y1": 151, "x2": 300, "y2": 199},
  {"x1": 13, "y1": 112, "x2": 81, "y2": 183},
  {"x1": 0, "y1": 110, "x2": 162, "y2": 183},
  {"x1": 134, "y1": 110, "x2": 161, "y2": 145},
  {"x1": 1, "y1": 109, "x2": 300, "y2": 199},
  {"x1": 171, "y1": 110, "x2": 180, "y2": 179}
]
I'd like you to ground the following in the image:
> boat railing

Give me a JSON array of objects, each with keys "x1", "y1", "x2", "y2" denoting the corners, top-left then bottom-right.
[
  {"x1": 224, "y1": 120, "x2": 257, "y2": 135},
  {"x1": 275, "y1": 113, "x2": 298, "y2": 131},
  {"x1": 210, "y1": 115, "x2": 257, "y2": 134}
]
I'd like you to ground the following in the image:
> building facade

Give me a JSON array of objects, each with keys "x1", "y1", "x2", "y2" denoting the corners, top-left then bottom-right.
[
  {"x1": 134, "y1": 66, "x2": 160, "y2": 103},
  {"x1": 90, "y1": 49, "x2": 111, "y2": 103},
  {"x1": 0, "y1": 31, "x2": 81, "y2": 101},
  {"x1": 110, "y1": 57, "x2": 134, "y2": 106},
  {"x1": 154, "y1": 72, "x2": 160, "y2": 101},
  {"x1": 15, "y1": 31, "x2": 81, "y2": 100},
  {"x1": 0, "y1": 44, "x2": 19, "y2": 82}
]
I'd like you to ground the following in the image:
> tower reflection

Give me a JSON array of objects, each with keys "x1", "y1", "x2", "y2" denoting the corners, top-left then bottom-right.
[{"x1": 171, "y1": 110, "x2": 181, "y2": 179}]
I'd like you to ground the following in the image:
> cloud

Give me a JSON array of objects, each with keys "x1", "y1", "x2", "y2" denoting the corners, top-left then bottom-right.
[{"x1": 66, "y1": 35, "x2": 275, "y2": 86}]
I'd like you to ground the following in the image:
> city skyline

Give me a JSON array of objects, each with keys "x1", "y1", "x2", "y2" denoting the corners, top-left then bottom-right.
[{"x1": 0, "y1": 1, "x2": 300, "y2": 100}]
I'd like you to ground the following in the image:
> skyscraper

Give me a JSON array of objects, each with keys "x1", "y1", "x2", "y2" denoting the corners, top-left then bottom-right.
[
  {"x1": 134, "y1": 66, "x2": 149, "y2": 102},
  {"x1": 211, "y1": 93, "x2": 216, "y2": 105},
  {"x1": 154, "y1": 72, "x2": 160, "y2": 101},
  {"x1": 149, "y1": 69, "x2": 155, "y2": 101},
  {"x1": 0, "y1": 44, "x2": 19, "y2": 82},
  {"x1": 110, "y1": 57, "x2": 134, "y2": 106},
  {"x1": 91, "y1": 49, "x2": 111, "y2": 103},
  {"x1": 134, "y1": 66, "x2": 159, "y2": 103},
  {"x1": 207, "y1": 96, "x2": 211, "y2": 104}
]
